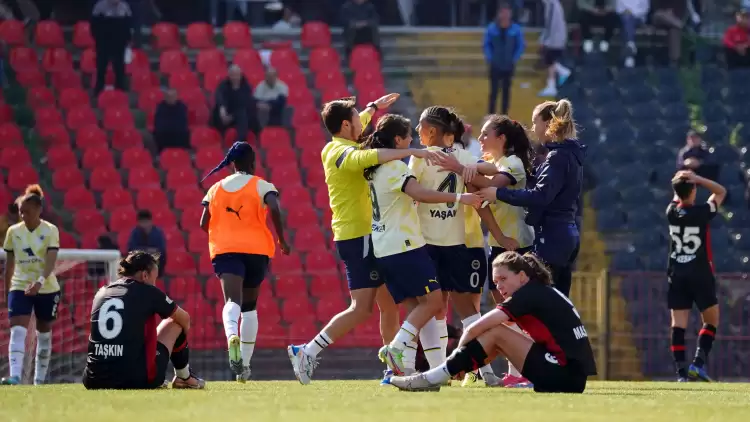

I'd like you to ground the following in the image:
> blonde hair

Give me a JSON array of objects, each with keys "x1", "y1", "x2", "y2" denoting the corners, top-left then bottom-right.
[{"x1": 533, "y1": 99, "x2": 577, "y2": 141}]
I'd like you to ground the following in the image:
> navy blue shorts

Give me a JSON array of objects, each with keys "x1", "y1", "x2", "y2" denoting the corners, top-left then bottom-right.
[
  {"x1": 8, "y1": 290, "x2": 61, "y2": 321},
  {"x1": 466, "y1": 247, "x2": 487, "y2": 294},
  {"x1": 334, "y1": 235, "x2": 383, "y2": 291},
  {"x1": 534, "y1": 223, "x2": 580, "y2": 267},
  {"x1": 487, "y1": 246, "x2": 533, "y2": 290},
  {"x1": 212, "y1": 253, "x2": 270, "y2": 288},
  {"x1": 376, "y1": 247, "x2": 439, "y2": 304},
  {"x1": 426, "y1": 244, "x2": 477, "y2": 293}
]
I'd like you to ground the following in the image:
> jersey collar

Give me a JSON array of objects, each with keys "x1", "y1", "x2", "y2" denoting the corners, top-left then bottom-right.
[{"x1": 331, "y1": 135, "x2": 359, "y2": 147}]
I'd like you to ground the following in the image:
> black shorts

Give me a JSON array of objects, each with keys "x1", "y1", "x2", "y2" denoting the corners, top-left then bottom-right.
[
  {"x1": 212, "y1": 253, "x2": 270, "y2": 288},
  {"x1": 82, "y1": 342, "x2": 169, "y2": 390},
  {"x1": 543, "y1": 48, "x2": 564, "y2": 66},
  {"x1": 426, "y1": 244, "x2": 478, "y2": 293},
  {"x1": 667, "y1": 273, "x2": 718, "y2": 312},
  {"x1": 521, "y1": 343, "x2": 587, "y2": 393}
]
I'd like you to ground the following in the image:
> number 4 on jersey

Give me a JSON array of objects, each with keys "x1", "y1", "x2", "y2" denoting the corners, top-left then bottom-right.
[{"x1": 437, "y1": 173, "x2": 458, "y2": 208}]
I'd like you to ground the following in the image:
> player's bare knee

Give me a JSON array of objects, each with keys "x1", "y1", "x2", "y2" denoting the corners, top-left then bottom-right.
[
  {"x1": 670, "y1": 310, "x2": 689, "y2": 328},
  {"x1": 35, "y1": 320, "x2": 52, "y2": 332},
  {"x1": 419, "y1": 290, "x2": 444, "y2": 316},
  {"x1": 700, "y1": 305, "x2": 719, "y2": 326},
  {"x1": 348, "y1": 301, "x2": 374, "y2": 323}
]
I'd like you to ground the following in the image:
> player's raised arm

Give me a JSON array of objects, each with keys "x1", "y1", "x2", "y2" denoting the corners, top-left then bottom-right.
[
  {"x1": 403, "y1": 178, "x2": 481, "y2": 206},
  {"x1": 685, "y1": 171, "x2": 727, "y2": 207},
  {"x1": 457, "y1": 308, "x2": 509, "y2": 348}
]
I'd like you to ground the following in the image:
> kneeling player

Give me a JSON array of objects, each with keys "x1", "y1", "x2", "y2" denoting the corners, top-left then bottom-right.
[
  {"x1": 388, "y1": 251, "x2": 596, "y2": 393},
  {"x1": 82, "y1": 251, "x2": 205, "y2": 390},
  {"x1": 667, "y1": 171, "x2": 726, "y2": 382}
]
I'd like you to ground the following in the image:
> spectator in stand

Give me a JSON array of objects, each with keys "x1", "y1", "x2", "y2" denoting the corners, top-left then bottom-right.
[
  {"x1": 651, "y1": 0, "x2": 701, "y2": 66},
  {"x1": 723, "y1": 10, "x2": 750, "y2": 69},
  {"x1": 483, "y1": 3, "x2": 525, "y2": 115},
  {"x1": 254, "y1": 68, "x2": 288, "y2": 127},
  {"x1": 538, "y1": 0, "x2": 571, "y2": 98},
  {"x1": 577, "y1": 0, "x2": 618, "y2": 54},
  {"x1": 153, "y1": 88, "x2": 190, "y2": 153},
  {"x1": 269, "y1": 2, "x2": 301, "y2": 31},
  {"x1": 127, "y1": 210, "x2": 166, "y2": 277},
  {"x1": 211, "y1": 65, "x2": 260, "y2": 142},
  {"x1": 677, "y1": 130, "x2": 718, "y2": 180},
  {"x1": 616, "y1": 0, "x2": 650, "y2": 68},
  {"x1": 340, "y1": 0, "x2": 381, "y2": 57},
  {"x1": 88, "y1": 235, "x2": 119, "y2": 278},
  {"x1": 91, "y1": 0, "x2": 132, "y2": 95},
  {"x1": 0, "y1": 203, "x2": 19, "y2": 243}
]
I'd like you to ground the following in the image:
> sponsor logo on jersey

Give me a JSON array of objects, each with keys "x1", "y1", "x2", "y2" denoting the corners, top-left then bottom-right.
[
  {"x1": 544, "y1": 353, "x2": 559, "y2": 365},
  {"x1": 573, "y1": 325, "x2": 588, "y2": 340},
  {"x1": 22, "y1": 248, "x2": 35, "y2": 257},
  {"x1": 165, "y1": 296, "x2": 173, "y2": 304},
  {"x1": 371, "y1": 223, "x2": 386, "y2": 233},
  {"x1": 429, "y1": 209, "x2": 457, "y2": 220},
  {"x1": 369, "y1": 271, "x2": 380, "y2": 281},
  {"x1": 94, "y1": 344, "x2": 124, "y2": 358},
  {"x1": 471, "y1": 260, "x2": 481, "y2": 270}
]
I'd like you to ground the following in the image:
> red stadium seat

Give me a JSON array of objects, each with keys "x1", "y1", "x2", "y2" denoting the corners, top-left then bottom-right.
[
  {"x1": 164, "y1": 227, "x2": 186, "y2": 252},
  {"x1": 301, "y1": 22, "x2": 331, "y2": 48},
  {"x1": 310, "y1": 274, "x2": 344, "y2": 296},
  {"x1": 63, "y1": 185, "x2": 96, "y2": 210},
  {"x1": 137, "y1": 88, "x2": 164, "y2": 113},
  {"x1": 159, "y1": 148, "x2": 193, "y2": 171},
  {"x1": 52, "y1": 166, "x2": 85, "y2": 191},
  {"x1": 127, "y1": 167, "x2": 161, "y2": 188},
  {"x1": 285, "y1": 206, "x2": 318, "y2": 229},
  {"x1": 42, "y1": 48, "x2": 73, "y2": 72},
  {"x1": 15, "y1": 69, "x2": 45, "y2": 88},
  {"x1": 169, "y1": 69, "x2": 201, "y2": 91},
  {"x1": 314, "y1": 68, "x2": 346, "y2": 90},
  {"x1": 34, "y1": 107, "x2": 64, "y2": 128},
  {"x1": 349, "y1": 45, "x2": 380, "y2": 71},
  {"x1": 135, "y1": 187, "x2": 169, "y2": 209},
  {"x1": 196, "y1": 48, "x2": 226, "y2": 74},
  {"x1": 46, "y1": 145, "x2": 77, "y2": 169},
  {"x1": 159, "y1": 50, "x2": 189, "y2": 74},
  {"x1": 80, "y1": 231, "x2": 102, "y2": 249},
  {"x1": 0, "y1": 20, "x2": 25, "y2": 45},
  {"x1": 190, "y1": 127, "x2": 222, "y2": 149},
  {"x1": 130, "y1": 70, "x2": 159, "y2": 92},
  {"x1": 37, "y1": 124, "x2": 70, "y2": 146},
  {"x1": 305, "y1": 250, "x2": 337, "y2": 274},
  {"x1": 103, "y1": 107, "x2": 134, "y2": 130},
  {"x1": 313, "y1": 188, "x2": 329, "y2": 210},
  {"x1": 97, "y1": 89, "x2": 130, "y2": 110},
  {"x1": 7, "y1": 166, "x2": 38, "y2": 190},
  {"x1": 126, "y1": 49, "x2": 150, "y2": 74},
  {"x1": 27, "y1": 87, "x2": 56, "y2": 110},
  {"x1": 59, "y1": 87, "x2": 89, "y2": 110},
  {"x1": 90, "y1": 167, "x2": 123, "y2": 191},
  {"x1": 203, "y1": 69, "x2": 226, "y2": 94},
  {"x1": 293, "y1": 227, "x2": 327, "y2": 251},
  {"x1": 266, "y1": 149, "x2": 298, "y2": 168},
  {"x1": 152, "y1": 22, "x2": 181, "y2": 50},
  {"x1": 223, "y1": 22, "x2": 252, "y2": 48},
  {"x1": 232, "y1": 49, "x2": 264, "y2": 76},
  {"x1": 187, "y1": 230, "x2": 208, "y2": 254},
  {"x1": 10, "y1": 47, "x2": 39, "y2": 72},
  {"x1": 204, "y1": 279, "x2": 223, "y2": 301},
  {"x1": 308, "y1": 47, "x2": 340, "y2": 73},
  {"x1": 291, "y1": 105, "x2": 320, "y2": 128},
  {"x1": 0, "y1": 146, "x2": 31, "y2": 169},
  {"x1": 80, "y1": 48, "x2": 96, "y2": 73},
  {"x1": 111, "y1": 128, "x2": 143, "y2": 151},
  {"x1": 354, "y1": 69, "x2": 384, "y2": 87},
  {"x1": 120, "y1": 146, "x2": 152, "y2": 169},
  {"x1": 272, "y1": 254, "x2": 303, "y2": 275},
  {"x1": 270, "y1": 48, "x2": 300, "y2": 71},
  {"x1": 51, "y1": 69, "x2": 82, "y2": 90},
  {"x1": 73, "y1": 209, "x2": 105, "y2": 234},
  {"x1": 321, "y1": 87, "x2": 352, "y2": 103},
  {"x1": 288, "y1": 321, "x2": 320, "y2": 344},
  {"x1": 200, "y1": 168, "x2": 229, "y2": 190},
  {"x1": 314, "y1": 295, "x2": 346, "y2": 322},
  {"x1": 287, "y1": 86, "x2": 315, "y2": 108},
  {"x1": 194, "y1": 146, "x2": 225, "y2": 171},
  {"x1": 186, "y1": 22, "x2": 215, "y2": 49},
  {"x1": 168, "y1": 276, "x2": 201, "y2": 300},
  {"x1": 72, "y1": 21, "x2": 95, "y2": 48},
  {"x1": 188, "y1": 104, "x2": 210, "y2": 128},
  {"x1": 74, "y1": 125, "x2": 108, "y2": 149},
  {"x1": 198, "y1": 252, "x2": 213, "y2": 276},
  {"x1": 280, "y1": 296, "x2": 313, "y2": 323},
  {"x1": 166, "y1": 252, "x2": 197, "y2": 276},
  {"x1": 66, "y1": 106, "x2": 98, "y2": 130},
  {"x1": 58, "y1": 231, "x2": 78, "y2": 249},
  {"x1": 108, "y1": 206, "x2": 136, "y2": 232},
  {"x1": 34, "y1": 20, "x2": 64, "y2": 47},
  {"x1": 259, "y1": 127, "x2": 291, "y2": 149},
  {"x1": 178, "y1": 87, "x2": 206, "y2": 108},
  {"x1": 180, "y1": 206, "x2": 203, "y2": 231},
  {"x1": 166, "y1": 167, "x2": 199, "y2": 190},
  {"x1": 0, "y1": 104, "x2": 13, "y2": 124},
  {"x1": 282, "y1": 184, "x2": 313, "y2": 204},
  {"x1": 102, "y1": 187, "x2": 134, "y2": 211},
  {"x1": 151, "y1": 207, "x2": 177, "y2": 227},
  {"x1": 0, "y1": 123, "x2": 23, "y2": 146},
  {"x1": 274, "y1": 275, "x2": 307, "y2": 299}
]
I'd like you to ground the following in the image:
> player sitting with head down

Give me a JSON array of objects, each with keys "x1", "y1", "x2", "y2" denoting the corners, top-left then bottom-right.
[
  {"x1": 360, "y1": 114, "x2": 482, "y2": 377},
  {"x1": 388, "y1": 251, "x2": 596, "y2": 393},
  {"x1": 82, "y1": 251, "x2": 205, "y2": 389},
  {"x1": 2, "y1": 185, "x2": 60, "y2": 386},
  {"x1": 667, "y1": 170, "x2": 726, "y2": 382},
  {"x1": 200, "y1": 141, "x2": 290, "y2": 382},
  {"x1": 408, "y1": 106, "x2": 503, "y2": 384}
]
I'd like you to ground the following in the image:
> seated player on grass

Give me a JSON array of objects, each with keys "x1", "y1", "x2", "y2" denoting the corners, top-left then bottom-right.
[
  {"x1": 387, "y1": 251, "x2": 596, "y2": 393},
  {"x1": 82, "y1": 251, "x2": 205, "y2": 390}
]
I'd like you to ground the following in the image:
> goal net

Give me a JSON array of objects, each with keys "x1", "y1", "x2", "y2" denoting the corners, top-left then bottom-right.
[{"x1": 0, "y1": 249, "x2": 120, "y2": 384}]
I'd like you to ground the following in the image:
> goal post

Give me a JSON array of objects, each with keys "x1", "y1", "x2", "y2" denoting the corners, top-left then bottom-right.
[{"x1": 0, "y1": 249, "x2": 121, "y2": 384}]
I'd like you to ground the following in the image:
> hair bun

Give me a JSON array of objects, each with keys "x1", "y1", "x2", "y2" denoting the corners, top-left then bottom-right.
[{"x1": 25, "y1": 184, "x2": 44, "y2": 198}]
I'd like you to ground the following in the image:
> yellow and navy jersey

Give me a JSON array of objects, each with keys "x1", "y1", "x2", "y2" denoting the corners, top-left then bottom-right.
[
  {"x1": 368, "y1": 160, "x2": 426, "y2": 258},
  {"x1": 409, "y1": 146, "x2": 478, "y2": 246},
  {"x1": 3, "y1": 220, "x2": 60, "y2": 293},
  {"x1": 321, "y1": 112, "x2": 378, "y2": 242},
  {"x1": 487, "y1": 155, "x2": 535, "y2": 248}
]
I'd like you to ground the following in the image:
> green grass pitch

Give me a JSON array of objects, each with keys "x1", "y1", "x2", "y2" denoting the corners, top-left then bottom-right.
[{"x1": 2, "y1": 381, "x2": 749, "y2": 422}]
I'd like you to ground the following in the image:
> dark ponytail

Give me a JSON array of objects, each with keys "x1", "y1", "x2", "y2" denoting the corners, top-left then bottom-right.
[
  {"x1": 421, "y1": 106, "x2": 465, "y2": 145},
  {"x1": 362, "y1": 114, "x2": 412, "y2": 180},
  {"x1": 485, "y1": 114, "x2": 534, "y2": 176},
  {"x1": 118, "y1": 250, "x2": 160, "y2": 277},
  {"x1": 492, "y1": 251, "x2": 553, "y2": 286}
]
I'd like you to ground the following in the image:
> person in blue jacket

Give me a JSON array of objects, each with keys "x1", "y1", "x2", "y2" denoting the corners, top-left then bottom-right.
[
  {"x1": 483, "y1": 2, "x2": 525, "y2": 115},
  {"x1": 478, "y1": 99, "x2": 586, "y2": 297}
]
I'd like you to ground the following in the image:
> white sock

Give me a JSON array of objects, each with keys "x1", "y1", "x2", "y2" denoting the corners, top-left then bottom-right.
[
  {"x1": 546, "y1": 77, "x2": 556, "y2": 89},
  {"x1": 436, "y1": 319, "x2": 448, "y2": 360},
  {"x1": 240, "y1": 311, "x2": 258, "y2": 366},
  {"x1": 506, "y1": 323, "x2": 525, "y2": 377},
  {"x1": 554, "y1": 62, "x2": 570, "y2": 76},
  {"x1": 419, "y1": 318, "x2": 444, "y2": 368},
  {"x1": 222, "y1": 301, "x2": 241, "y2": 338},
  {"x1": 424, "y1": 362, "x2": 452, "y2": 385},
  {"x1": 175, "y1": 364, "x2": 190, "y2": 379},
  {"x1": 303, "y1": 331, "x2": 332, "y2": 358},
  {"x1": 9, "y1": 326, "x2": 27, "y2": 379},
  {"x1": 402, "y1": 340, "x2": 418, "y2": 372},
  {"x1": 389, "y1": 321, "x2": 418, "y2": 350},
  {"x1": 462, "y1": 314, "x2": 495, "y2": 377},
  {"x1": 34, "y1": 331, "x2": 52, "y2": 385}
]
